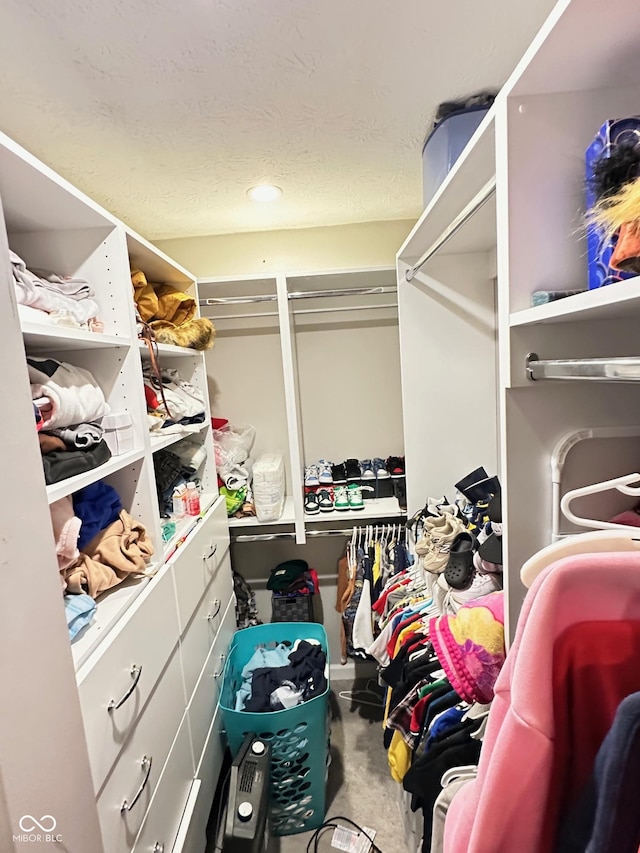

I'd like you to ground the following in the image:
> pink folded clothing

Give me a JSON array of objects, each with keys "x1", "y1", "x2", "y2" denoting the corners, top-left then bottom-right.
[
  {"x1": 429, "y1": 591, "x2": 505, "y2": 704},
  {"x1": 49, "y1": 496, "x2": 82, "y2": 574}
]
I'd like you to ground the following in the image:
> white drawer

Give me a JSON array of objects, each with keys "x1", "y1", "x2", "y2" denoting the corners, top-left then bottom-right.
[
  {"x1": 187, "y1": 600, "x2": 236, "y2": 766},
  {"x1": 77, "y1": 566, "x2": 181, "y2": 793},
  {"x1": 132, "y1": 713, "x2": 195, "y2": 853},
  {"x1": 171, "y1": 496, "x2": 230, "y2": 635},
  {"x1": 96, "y1": 648, "x2": 188, "y2": 853},
  {"x1": 173, "y1": 707, "x2": 225, "y2": 853},
  {"x1": 180, "y1": 550, "x2": 234, "y2": 701}
]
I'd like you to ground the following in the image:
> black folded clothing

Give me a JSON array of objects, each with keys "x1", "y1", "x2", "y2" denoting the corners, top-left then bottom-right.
[
  {"x1": 244, "y1": 640, "x2": 327, "y2": 713},
  {"x1": 42, "y1": 440, "x2": 112, "y2": 485},
  {"x1": 267, "y1": 559, "x2": 309, "y2": 592}
]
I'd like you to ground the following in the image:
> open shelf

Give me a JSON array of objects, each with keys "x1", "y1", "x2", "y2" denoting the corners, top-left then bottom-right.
[
  {"x1": 162, "y1": 492, "x2": 218, "y2": 561},
  {"x1": 22, "y1": 322, "x2": 128, "y2": 352},
  {"x1": 305, "y1": 495, "x2": 406, "y2": 523},
  {"x1": 510, "y1": 277, "x2": 640, "y2": 326},
  {"x1": 138, "y1": 340, "x2": 201, "y2": 358},
  {"x1": 398, "y1": 110, "x2": 496, "y2": 264},
  {"x1": 228, "y1": 495, "x2": 296, "y2": 528},
  {"x1": 149, "y1": 423, "x2": 208, "y2": 454},
  {"x1": 71, "y1": 573, "x2": 152, "y2": 670},
  {"x1": 46, "y1": 448, "x2": 146, "y2": 504},
  {"x1": 126, "y1": 229, "x2": 195, "y2": 290}
]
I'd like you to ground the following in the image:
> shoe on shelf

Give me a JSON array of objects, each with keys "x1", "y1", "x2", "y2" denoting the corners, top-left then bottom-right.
[
  {"x1": 304, "y1": 464, "x2": 320, "y2": 487},
  {"x1": 345, "y1": 458, "x2": 362, "y2": 482},
  {"x1": 331, "y1": 462, "x2": 347, "y2": 484},
  {"x1": 347, "y1": 483, "x2": 366, "y2": 510},
  {"x1": 392, "y1": 477, "x2": 407, "y2": 511},
  {"x1": 317, "y1": 488, "x2": 334, "y2": 512},
  {"x1": 304, "y1": 492, "x2": 320, "y2": 515},
  {"x1": 373, "y1": 458, "x2": 390, "y2": 479},
  {"x1": 318, "y1": 459, "x2": 333, "y2": 484},
  {"x1": 334, "y1": 485, "x2": 350, "y2": 511},
  {"x1": 386, "y1": 456, "x2": 405, "y2": 478},
  {"x1": 439, "y1": 569, "x2": 502, "y2": 614},
  {"x1": 444, "y1": 531, "x2": 477, "y2": 590},
  {"x1": 360, "y1": 459, "x2": 375, "y2": 480}
]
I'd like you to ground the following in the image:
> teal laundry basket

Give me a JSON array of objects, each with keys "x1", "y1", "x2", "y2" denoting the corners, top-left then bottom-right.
[{"x1": 219, "y1": 622, "x2": 330, "y2": 836}]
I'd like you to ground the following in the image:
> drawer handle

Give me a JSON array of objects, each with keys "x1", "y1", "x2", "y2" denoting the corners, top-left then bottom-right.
[
  {"x1": 207, "y1": 599, "x2": 222, "y2": 622},
  {"x1": 203, "y1": 543, "x2": 218, "y2": 561},
  {"x1": 153, "y1": 844, "x2": 164, "y2": 853},
  {"x1": 108, "y1": 664, "x2": 143, "y2": 712},
  {"x1": 121, "y1": 755, "x2": 152, "y2": 813},
  {"x1": 213, "y1": 654, "x2": 226, "y2": 678}
]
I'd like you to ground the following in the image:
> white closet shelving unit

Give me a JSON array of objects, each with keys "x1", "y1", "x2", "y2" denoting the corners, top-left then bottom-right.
[
  {"x1": 398, "y1": 0, "x2": 640, "y2": 642},
  {"x1": 199, "y1": 266, "x2": 407, "y2": 543},
  {"x1": 0, "y1": 132, "x2": 234, "y2": 853}
]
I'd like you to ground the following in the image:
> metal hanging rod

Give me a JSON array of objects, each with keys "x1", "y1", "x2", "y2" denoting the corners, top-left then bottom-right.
[
  {"x1": 231, "y1": 520, "x2": 406, "y2": 543},
  {"x1": 203, "y1": 303, "x2": 398, "y2": 321},
  {"x1": 199, "y1": 285, "x2": 396, "y2": 307},
  {"x1": 405, "y1": 177, "x2": 496, "y2": 282},
  {"x1": 526, "y1": 352, "x2": 640, "y2": 382}
]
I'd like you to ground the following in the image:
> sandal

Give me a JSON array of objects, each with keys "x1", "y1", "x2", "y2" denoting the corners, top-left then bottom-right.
[{"x1": 444, "y1": 531, "x2": 477, "y2": 589}]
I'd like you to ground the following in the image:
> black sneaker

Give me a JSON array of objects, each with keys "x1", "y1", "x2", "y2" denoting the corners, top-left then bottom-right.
[
  {"x1": 392, "y1": 477, "x2": 407, "y2": 511},
  {"x1": 387, "y1": 456, "x2": 405, "y2": 478},
  {"x1": 331, "y1": 462, "x2": 347, "y2": 484},
  {"x1": 345, "y1": 458, "x2": 362, "y2": 482}
]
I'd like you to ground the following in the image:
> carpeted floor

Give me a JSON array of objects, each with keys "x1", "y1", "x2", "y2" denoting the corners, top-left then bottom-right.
[{"x1": 273, "y1": 677, "x2": 408, "y2": 853}]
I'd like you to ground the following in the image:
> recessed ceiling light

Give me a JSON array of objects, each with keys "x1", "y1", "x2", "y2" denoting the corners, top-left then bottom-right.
[{"x1": 247, "y1": 184, "x2": 282, "y2": 202}]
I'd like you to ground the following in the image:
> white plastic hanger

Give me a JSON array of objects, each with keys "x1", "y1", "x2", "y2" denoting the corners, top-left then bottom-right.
[
  {"x1": 560, "y1": 472, "x2": 640, "y2": 531},
  {"x1": 521, "y1": 529, "x2": 640, "y2": 588}
]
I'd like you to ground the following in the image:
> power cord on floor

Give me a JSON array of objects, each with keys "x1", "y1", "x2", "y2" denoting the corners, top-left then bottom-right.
[{"x1": 305, "y1": 815, "x2": 384, "y2": 852}]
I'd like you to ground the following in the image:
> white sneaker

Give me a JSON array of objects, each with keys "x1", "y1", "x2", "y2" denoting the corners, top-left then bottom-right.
[
  {"x1": 318, "y1": 459, "x2": 333, "y2": 484},
  {"x1": 304, "y1": 464, "x2": 320, "y2": 487},
  {"x1": 439, "y1": 571, "x2": 502, "y2": 614},
  {"x1": 421, "y1": 514, "x2": 466, "y2": 573}
]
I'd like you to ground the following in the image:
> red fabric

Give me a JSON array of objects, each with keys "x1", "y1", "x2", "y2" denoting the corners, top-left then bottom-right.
[
  {"x1": 387, "y1": 612, "x2": 423, "y2": 658},
  {"x1": 144, "y1": 383, "x2": 159, "y2": 409},
  {"x1": 308, "y1": 568, "x2": 320, "y2": 593},
  {"x1": 544, "y1": 620, "x2": 640, "y2": 850},
  {"x1": 409, "y1": 694, "x2": 431, "y2": 737}
]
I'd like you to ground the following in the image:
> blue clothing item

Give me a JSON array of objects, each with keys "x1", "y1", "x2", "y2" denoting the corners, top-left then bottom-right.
[
  {"x1": 73, "y1": 481, "x2": 122, "y2": 550},
  {"x1": 235, "y1": 643, "x2": 292, "y2": 711},
  {"x1": 65, "y1": 594, "x2": 96, "y2": 640},
  {"x1": 426, "y1": 705, "x2": 467, "y2": 750}
]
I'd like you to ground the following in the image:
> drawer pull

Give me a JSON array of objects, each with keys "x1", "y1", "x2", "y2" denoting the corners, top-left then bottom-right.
[
  {"x1": 203, "y1": 543, "x2": 218, "y2": 561},
  {"x1": 121, "y1": 755, "x2": 152, "y2": 812},
  {"x1": 108, "y1": 664, "x2": 143, "y2": 712},
  {"x1": 207, "y1": 599, "x2": 222, "y2": 622},
  {"x1": 153, "y1": 844, "x2": 164, "y2": 853},
  {"x1": 213, "y1": 654, "x2": 226, "y2": 678}
]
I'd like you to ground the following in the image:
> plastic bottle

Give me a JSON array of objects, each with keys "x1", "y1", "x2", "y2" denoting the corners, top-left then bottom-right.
[
  {"x1": 187, "y1": 482, "x2": 201, "y2": 516},
  {"x1": 172, "y1": 484, "x2": 187, "y2": 518}
]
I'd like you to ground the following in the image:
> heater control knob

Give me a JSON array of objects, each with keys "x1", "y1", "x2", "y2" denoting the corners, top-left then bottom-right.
[
  {"x1": 238, "y1": 801, "x2": 253, "y2": 822},
  {"x1": 251, "y1": 741, "x2": 266, "y2": 755}
]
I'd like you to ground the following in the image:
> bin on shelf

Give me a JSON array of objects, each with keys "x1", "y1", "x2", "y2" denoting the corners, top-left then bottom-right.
[{"x1": 219, "y1": 622, "x2": 330, "y2": 836}]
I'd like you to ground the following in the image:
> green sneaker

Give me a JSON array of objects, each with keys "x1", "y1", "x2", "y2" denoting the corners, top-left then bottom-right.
[
  {"x1": 347, "y1": 483, "x2": 365, "y2": 510},
  {"x1": 334, "y1": 485, "x2": 350, "y2": 511}
]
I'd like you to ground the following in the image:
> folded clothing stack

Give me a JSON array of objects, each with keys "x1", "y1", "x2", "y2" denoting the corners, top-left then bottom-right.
[
  {"x1": 11, "y1": 250, "x2": 103, "y2": 331},
  {"x1": 267, "y1": 559, "x2": 319, "y2": 597},
  {"x1": 28, "y1": 356, "x2": 112, "y2": 485},
  {"x1": 144, "y1": 363, "x2": 206, "y2": 436},
  {"x1": 133, "y1": 269, "x2": 215, "y2": 351},
  {"x1": 154, "y1": 437, "x2": 207, "y2": 516},
  {"x1": 50, "y1": 480, "x2": 154, "y2": 639},
  {"x1": 235, "y1": 639, "x2": 327, "y2": 713}
]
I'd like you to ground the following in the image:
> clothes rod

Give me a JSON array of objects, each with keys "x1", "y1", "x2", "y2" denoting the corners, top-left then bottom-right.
[
  {"x1": 231, "y1": 528, "x2": 358, "y2": 543},
  {"x1": 203, "y1": 303, "x2": 398, "y2": 321},
  {"x1": 199, "y1": 285, "x2": 396, "y2": 307},
  {"x1": 405, "y1": 177, "x2": 496, "y2": 282},
  {"x1": 526, "y1": 352, "x2": 640, "y2": 382}
]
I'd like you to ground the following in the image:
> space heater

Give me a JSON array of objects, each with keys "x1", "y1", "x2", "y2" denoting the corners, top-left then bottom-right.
[{"x1": 223, "y1": 734, "x2": 271, "y2": 852}]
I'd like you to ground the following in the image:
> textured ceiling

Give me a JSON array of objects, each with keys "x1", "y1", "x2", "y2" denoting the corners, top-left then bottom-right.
[{"x1": 0, "y1": 0, "x2": 556, "y2": 239}]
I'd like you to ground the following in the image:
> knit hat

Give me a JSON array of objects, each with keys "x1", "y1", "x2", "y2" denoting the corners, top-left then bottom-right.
[
  {"x1": 429, "y1": 591, "x2": 505, "y2": 704},
  {"x1": 267, "y1": 559, "x2": 309, "y2": 592}
]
